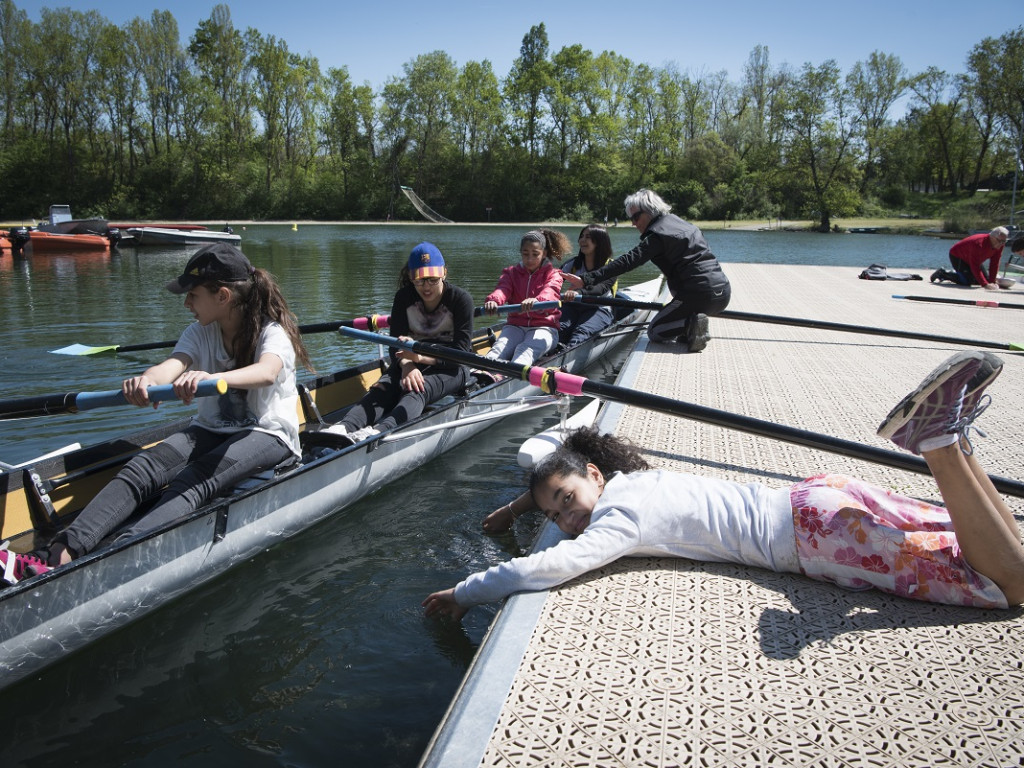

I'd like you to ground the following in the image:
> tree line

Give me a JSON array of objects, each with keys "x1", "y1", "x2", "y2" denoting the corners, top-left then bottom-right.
[{"x1": 0, "y1": 1, "x2": 1021, "y2": 231}]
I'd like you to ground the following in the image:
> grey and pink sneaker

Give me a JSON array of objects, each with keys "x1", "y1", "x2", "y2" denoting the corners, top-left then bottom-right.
[
  {"x1": 876, "y1": 352, "x2": 985, "y2": 455},
  {"x1": 1, "y1": 542, "x2": 52, "y2": 587}
]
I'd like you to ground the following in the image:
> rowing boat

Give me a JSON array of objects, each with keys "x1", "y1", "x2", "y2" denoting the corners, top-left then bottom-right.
[
  {"x1": 125, "y1": 226, "x2": 242, "y2": 246},
  {"x1": 0, "y1": 278, "x2": 662, "y2": 689}
]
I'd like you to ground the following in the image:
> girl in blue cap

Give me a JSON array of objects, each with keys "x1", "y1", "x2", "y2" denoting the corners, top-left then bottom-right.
[
  {"x1": 326, "y1": 242, "x2": 475, "y2": 446},
  {"x1": 31, "y1": 244, "x2": 312, "y2": 571}
]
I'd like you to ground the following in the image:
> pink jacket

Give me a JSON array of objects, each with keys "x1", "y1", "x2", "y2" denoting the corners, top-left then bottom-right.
[{"x1": 485, "y1": 261, "x2": 563, "y2": 328}]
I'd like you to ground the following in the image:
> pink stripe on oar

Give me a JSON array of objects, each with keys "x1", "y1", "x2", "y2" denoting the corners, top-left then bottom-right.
[
  {"x1": 552, "y1": 370, "x2": 585, "y2": 396},
  {"x1": 527, "y1": 367, "x2": 585, "y2": 395},
  {"x1": 352, "y1": 317, "x2": 370, "y2": 330}
]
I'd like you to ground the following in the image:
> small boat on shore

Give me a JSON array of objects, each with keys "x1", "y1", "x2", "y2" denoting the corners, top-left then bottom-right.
[
  {"x1": 125, "y1": 226, "x2": 241, "y2": 246},
  {"x1": 0, "y1": 278, "x2": 662, "y2": 690}
]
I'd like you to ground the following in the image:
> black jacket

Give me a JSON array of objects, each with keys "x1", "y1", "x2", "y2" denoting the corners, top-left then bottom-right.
[{"x1": 582, "y1": 213, "x2": 729, "y2": 297}]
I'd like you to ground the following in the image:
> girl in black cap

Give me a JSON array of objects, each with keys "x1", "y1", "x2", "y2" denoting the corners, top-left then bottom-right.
[{"x1": 43, "y1": 244, "x2": 312, "y2": 567}]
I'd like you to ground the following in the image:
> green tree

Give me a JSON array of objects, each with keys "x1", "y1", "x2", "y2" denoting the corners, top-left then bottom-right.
[
  {"x1": 847, "y1": 51, "x2": 906, "y2": 194},
  {"x1": 504, "y1": 23, "x2": 551, "y2": 160},
  {"x1": 189, "y1": 4, "x2": 254, "y2": 172},
  {"x1": 783, "y1": 60, "x2": 861, "y2": 231},
  {"x1": 381, "y1": 50, "x2": 458, "y2": 209}
]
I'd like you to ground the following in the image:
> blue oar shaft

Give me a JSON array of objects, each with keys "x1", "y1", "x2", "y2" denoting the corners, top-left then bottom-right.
[
  {"x1": 0, "y1": 379, "x2": 227, "y2": 420},
  {"x1": 74, "y1": 379, "x2": 228, "y2": 411}
]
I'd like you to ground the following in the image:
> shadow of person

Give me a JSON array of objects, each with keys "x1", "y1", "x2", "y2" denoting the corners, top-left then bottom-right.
[{"x1": 747, "y1": 567, "x2": 1024, "y2": 661}]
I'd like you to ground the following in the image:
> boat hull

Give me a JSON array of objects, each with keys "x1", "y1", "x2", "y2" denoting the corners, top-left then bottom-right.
[
  {"x1": 0, "y1": 279, "x2": 662, "y2": 688},
  {"x1": 26, "y1": 231, "x2": 110, "y2": 251},
  {"x1": 126, "y1": 227, "x2": 242, "y2": 246}
]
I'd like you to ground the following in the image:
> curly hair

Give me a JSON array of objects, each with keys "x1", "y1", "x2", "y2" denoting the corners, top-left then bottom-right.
[{"x1": 529, "y1": 427, "x2": 649, "y2": 495}]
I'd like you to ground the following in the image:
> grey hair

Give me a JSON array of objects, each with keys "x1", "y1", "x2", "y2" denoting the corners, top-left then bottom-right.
[
  {"x1": 991, "y1": 226, "x2": 1009, "y2": 238},
  {"x1": 624, "y1": 188, "x2": 671, "y2": 219},
  {"x1": 521, "y1": 230, "x2": 546, "y2": 248}
]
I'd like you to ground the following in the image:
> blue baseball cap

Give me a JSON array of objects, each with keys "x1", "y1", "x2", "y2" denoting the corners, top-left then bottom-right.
[{"x1": 408, "y1": 242, "x2": 445, "y2": 280}]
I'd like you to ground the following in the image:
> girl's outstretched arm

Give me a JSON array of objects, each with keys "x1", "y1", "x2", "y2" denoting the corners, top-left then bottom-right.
[
  {"x1": 482, "y1": 489, "x2": 535, "y2": 533},
  {"x1": 422, "y1": 588, "x2": 468, "y2": 621}
]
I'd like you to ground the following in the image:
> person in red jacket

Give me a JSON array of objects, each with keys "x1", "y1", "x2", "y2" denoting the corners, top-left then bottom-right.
[
  {"x1": 932, "y1": 227, "x2": 1009, "y2": 289},
  {"x1": 483, "y1": 229, "x2": 570, "y2": 365}
]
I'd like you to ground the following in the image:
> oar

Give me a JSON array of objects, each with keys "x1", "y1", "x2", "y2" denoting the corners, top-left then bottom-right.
[
  {"x1": 336, "y1": 326, "x2": 1024, "y2": 498},
  {"x1": 0, "y1": 379, "x2": 227, "y2": 420},
  {"x1": 49, "y1": 316, "x2": 394, "y2": 356},
  {"x1": 893, "y1": 294, "x2": 1024, "y2": 311},
  {"x1": 573, "y1": 295, "x2": 665, "y2": 311},
  {"x1": 571, "y1": 295, "x2": 1023, "y2": 352},
  {"x1": 49, "y1": 302, "x2": 561, "y2": 356}
]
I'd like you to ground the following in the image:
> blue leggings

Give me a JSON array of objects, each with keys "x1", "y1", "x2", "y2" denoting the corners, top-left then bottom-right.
[
  {"x1": 59, "y1": 425, "x2": 292, "y2": 556},
  {"x1": 559, "y1": 303, "x2": 614, "y2": 346}
]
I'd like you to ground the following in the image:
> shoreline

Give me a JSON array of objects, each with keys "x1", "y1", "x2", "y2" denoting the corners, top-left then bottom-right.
[{"x1": 1, "y1": 217, "x2": 950, "y2": 235}]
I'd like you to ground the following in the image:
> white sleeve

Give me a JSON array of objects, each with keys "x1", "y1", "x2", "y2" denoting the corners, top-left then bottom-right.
[{"x1": 454, "y1": 510, "x2": 640, "y2": 606}]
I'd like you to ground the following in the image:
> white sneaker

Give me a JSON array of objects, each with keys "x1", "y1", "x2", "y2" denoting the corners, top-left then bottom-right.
[{"x1": 350, "y1": 426, "x2": 381, "y2": 442}]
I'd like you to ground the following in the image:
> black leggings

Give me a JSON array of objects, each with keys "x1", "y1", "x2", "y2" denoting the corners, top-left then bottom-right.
[
  {"x1": 648, "y1": 284, "x2": 732, "y2": 343},
  {"x1": 340, "y1": 366, "x2": 469, "y2": 433}
]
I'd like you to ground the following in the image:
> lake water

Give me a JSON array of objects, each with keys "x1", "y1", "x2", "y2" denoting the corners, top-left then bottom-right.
[{"x1": 0, "y1": 224, "x2": 955, "y2": 766}]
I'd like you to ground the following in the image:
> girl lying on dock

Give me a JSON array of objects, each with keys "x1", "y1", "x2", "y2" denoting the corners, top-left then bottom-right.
[{"x1": 424, "y1": 351, "x2": 1024, "y2": 619}]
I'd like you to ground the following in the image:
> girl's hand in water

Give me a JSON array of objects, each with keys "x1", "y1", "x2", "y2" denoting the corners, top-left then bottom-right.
[{"x1": 422, "y1": 588, "x2": 468, "y2": 621}]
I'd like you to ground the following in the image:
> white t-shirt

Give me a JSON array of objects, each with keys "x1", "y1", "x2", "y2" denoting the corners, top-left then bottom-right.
[
  {"x1": 172, "y1": 320, "x2": 300, "y2": 457},
  {"x1": 455, "y1": 470, "x2": 797, "y2": 607}
]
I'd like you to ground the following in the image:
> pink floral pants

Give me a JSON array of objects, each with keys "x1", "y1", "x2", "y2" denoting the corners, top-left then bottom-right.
[{"x1": 790, "y1": 474, "x2": 1007, "y2": 609}]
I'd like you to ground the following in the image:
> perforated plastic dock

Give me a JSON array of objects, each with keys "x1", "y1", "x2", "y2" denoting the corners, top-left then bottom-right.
[{"x1": 421, "y1": 264, "x2": 1024, "y2": 768}]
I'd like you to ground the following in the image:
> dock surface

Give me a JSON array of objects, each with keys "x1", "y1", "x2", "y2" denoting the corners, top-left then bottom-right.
[{"x1": 421, "y1": 264, "x2": 1024, "y2": 768}]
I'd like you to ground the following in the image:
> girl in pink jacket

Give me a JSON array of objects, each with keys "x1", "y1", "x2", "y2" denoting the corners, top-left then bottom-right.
[{"x1": 483, "y1": 229, "x2": 570, "y2": 365}]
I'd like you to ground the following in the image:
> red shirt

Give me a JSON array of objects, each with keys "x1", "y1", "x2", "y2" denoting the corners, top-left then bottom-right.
[{"x1": 949, "y1": 233, "x2": 1003, "y2": 286}]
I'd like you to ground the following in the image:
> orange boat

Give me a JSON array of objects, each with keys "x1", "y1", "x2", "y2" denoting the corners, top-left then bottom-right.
[{"x1": 25, "y1": 230, "x2": 110, "y2": 252}]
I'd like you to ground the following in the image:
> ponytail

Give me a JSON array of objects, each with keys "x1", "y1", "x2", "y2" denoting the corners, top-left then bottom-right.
[{"x1": 223, "y1": 268, "x2": 314, "y2": 372}]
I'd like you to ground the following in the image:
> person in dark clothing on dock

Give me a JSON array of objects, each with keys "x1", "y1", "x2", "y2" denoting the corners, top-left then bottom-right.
[{"x1": 562, "y1": 189, "x2": 731, "y2": 352}]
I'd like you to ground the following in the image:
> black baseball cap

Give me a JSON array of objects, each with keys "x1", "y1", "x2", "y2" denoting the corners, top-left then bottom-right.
[{"x1": 166, "y1": 243, "x2": 254, "y2": 294}]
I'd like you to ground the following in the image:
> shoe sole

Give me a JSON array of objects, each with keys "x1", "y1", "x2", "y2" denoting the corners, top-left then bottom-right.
[
  {"x1": 876, "y1": 351, "x2": 984, "y2": 439},
  {"x1": 964, "y1": 352, "x2": 1003, "y2": 403}
]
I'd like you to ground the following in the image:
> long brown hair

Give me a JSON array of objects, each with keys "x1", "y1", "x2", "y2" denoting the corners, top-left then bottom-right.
[{"x1": 210, "y1": 268, "x2": 314, "y2": 372}]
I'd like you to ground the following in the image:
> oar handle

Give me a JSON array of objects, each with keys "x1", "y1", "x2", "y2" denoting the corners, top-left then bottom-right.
[
  {"x1": 74, "y1": 378, "x2": 228, "y2": 411},
  {"x1": 0, "y1": 379, "x2": 228, "y2": 420},
  {"x1": 336, "y1": 326, "x2": 1024, "y2": 499},
  {"x1": 475, "y1": 301, "x2": 561, "y2": 317}
]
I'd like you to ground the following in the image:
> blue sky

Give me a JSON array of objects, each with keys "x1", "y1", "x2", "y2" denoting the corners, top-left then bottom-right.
[{"x1": 14, "y1": 0, "x2": 1019, "y2": 90}]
